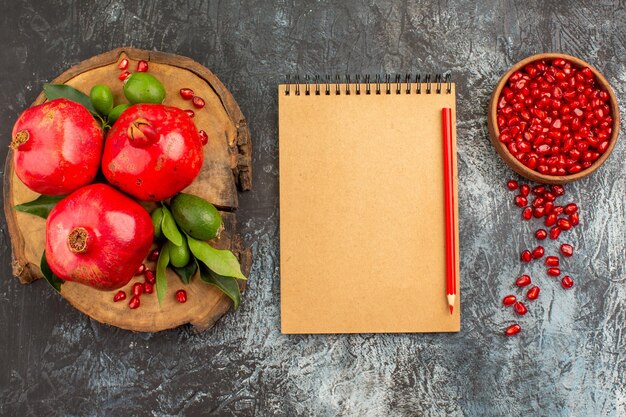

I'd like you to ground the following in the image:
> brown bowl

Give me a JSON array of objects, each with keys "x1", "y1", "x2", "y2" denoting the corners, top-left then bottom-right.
[{"x1": 487, "y1": 53, "x2": 620, "y2": 184}]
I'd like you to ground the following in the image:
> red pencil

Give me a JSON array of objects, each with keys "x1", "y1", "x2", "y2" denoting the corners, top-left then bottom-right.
[{"x1": 442, "y1": 108, "x2": 456, "y2": 315}]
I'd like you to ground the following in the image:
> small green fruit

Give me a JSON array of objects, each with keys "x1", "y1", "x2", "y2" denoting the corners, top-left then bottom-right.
[
  {"x1": 170, "y1": 193, "x2": 222, "y2": 241},
  {"x1": 167, "y1": 235, "x2": 191, "y2": 268},
  {"x1": 108, "y1": 104, "x2": 130, "y2": 123},
  {"x1": 123, "y1": 73, "x2": 166, "y2": 104},
  {"x1": 90, "y1": 84, "x2": 114, "y2": 116}
]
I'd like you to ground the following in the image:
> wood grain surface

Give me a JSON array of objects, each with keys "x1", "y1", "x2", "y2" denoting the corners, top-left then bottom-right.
[
  {"x1": 0, "y1": 1, "x2": 624, "y2": 416},
  {"x1": 4, "y1": 47, "x2": 252, "y2": 332}
]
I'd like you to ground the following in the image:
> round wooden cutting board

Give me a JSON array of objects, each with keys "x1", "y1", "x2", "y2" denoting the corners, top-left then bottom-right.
[{"x1": 3, "y1": 47, "x2": 252, "y2": 332}]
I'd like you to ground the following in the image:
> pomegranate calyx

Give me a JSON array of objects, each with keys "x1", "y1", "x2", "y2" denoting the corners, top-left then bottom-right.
[
  {"x1": 127, "y1": 118, "x2": 159, "y2": 147},
  {"x1": 10, "y1": 130, "x2": 29, "y2": 150},
  {"x1": 67, "y1": 227, "x2": 89, "y2": 253}
]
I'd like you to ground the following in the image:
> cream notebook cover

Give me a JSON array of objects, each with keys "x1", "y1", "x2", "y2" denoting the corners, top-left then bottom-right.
[{"x1": 279, "y1": 78, "x2": 459, "y2": 334}]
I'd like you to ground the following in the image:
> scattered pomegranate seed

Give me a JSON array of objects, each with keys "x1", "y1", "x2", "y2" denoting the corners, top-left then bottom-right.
[
  {"x1": 129, "y1": 296, "x2": 140, "y2": 309},
  {"x1": 550, "y1": 226, "x2": 561, "y2": 240},
  {"x1": 545, "y1": 214, "x2": 557, "y2": 227},
  {"x1": 118, "y1": 58, "x2": 129, "y2": 70},
  {"x1": 132, "y1": 282, "x2": 144, "y2": 297},
  {"x1": 515, "y1": 274, "x2": 531, "y2": 287},
  {"x1": 570, "y1": 212, "x2": 580, "y2": 225},
  {"x1": 199, "y1": 129, "x2": 209, "y2": 145},
  {"x1": 503, "y1": 295, "x2": 517, "y2": 306},
  {"x1": 179, "y1": 88, "x2": 195, "y2": 100},
  {"x1": 521, "y1": 250, "x2": 532, "y2": 263},
  {"x1": 526, "y1": 286, "x2": 540, "y2": 300},
  {"x1": 145, "y1": 269, "x2": 156, "y2": 284},
  {"x1": 505, "y1": 324, "x2": 521, "y2": 336},
  {"x1": 552, "y1": 206, "x2": 564, "y2": 216},
  {"x1": 148, "y1": 249, "x2": 160, "y2": 262},
  {"x1": 514, "y1": 301, "x2": 528, "y2": 316},
  {"x1": 137, "y1": 60, "x2": 149, "y2": 72},
  {"x1": 519, "y1": 184, "x2": 530, "y2": 196},
  {"x1": 532, "y1": 185, "x2": 545, "y2": 195},
  {"x1": 545, "y1": 256, "x2": 559, "y2": 267},
  {"x1": 119, "y1": 71, "x2": 131, "y2": 81},
  {"x1": 557, "y1": 218, "x2": 572, "y2": 231},
  {"x1": 135, "y1": 263, "x2": 146, "y2": 275},
  {"x1": 184, "y1": 109, "x2": 195, "y2": 118},
  {"x1": 564, "y1": 203, "x2": 578, "y2": 215},
  {"x1": 144, "y1": 282, "x2": 154, "y2": 294},
  {"x1": 515, "y1": 195, "x2": 528, "y2": 208},
  {"x1": 547, "y1": 267, "x2": 561, "y2": 277},
  {"x1": 561, "y1": 276, "x2": 574, "y2": 289},
  {"x1": 175, "y1": 289, "x2": 187, "y2": 303},
  {"x1": 535, "y1": 229, "x2": 548, "y2": 240},
  {"x1": 560, "y1": 244, "x2": 574, "y2": 257},
  {"x1": 551, "y1": 185, "x2": 565, "y2": 196},
  {"x1": 507, "y1": 180, "x2": 519, "y2": 190},
  {"x1": 522, "y1": 207, "x2": 532, "y2": 220},
  {"x1": 532, "y1": 246, "x2": 544, "y2": 259},
  {"x1": 113, "y1": 291, "x2": 126, "y2": 302},
  {"x1": 192, "y1": 96, "x2": 205, "y2": 109}
]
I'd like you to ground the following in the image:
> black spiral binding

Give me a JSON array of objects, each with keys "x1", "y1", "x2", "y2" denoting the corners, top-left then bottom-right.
[{"x1": 284, "y1": 73, "x2": 452, "y2": 95}]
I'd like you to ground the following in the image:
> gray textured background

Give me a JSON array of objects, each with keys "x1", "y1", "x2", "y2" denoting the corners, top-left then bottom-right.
[{"x1": 0, "y1": 1, "x2": 624, "y2": 416}]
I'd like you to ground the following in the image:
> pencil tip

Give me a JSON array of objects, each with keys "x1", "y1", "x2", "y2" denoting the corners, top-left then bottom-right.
[{"x1": 449, "y1": 305, "x2": 454, "y2": 315}]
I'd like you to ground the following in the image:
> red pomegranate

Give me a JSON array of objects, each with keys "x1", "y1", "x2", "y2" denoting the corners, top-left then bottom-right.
[
  {"x1": 11, "y1": 98, "x2": 103, "y2": 195},
  {"x1": 102, "y1": 104, "x2": 203, "y2": 201},
  {"x1": 46, "y1": 183, "x2": 154, "y2": 290}
]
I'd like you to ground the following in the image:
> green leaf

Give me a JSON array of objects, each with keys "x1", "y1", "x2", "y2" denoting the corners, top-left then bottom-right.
[
  {"x1": 199, "y1": 264, "x2": 241, "y2": 309},
  {"x1": 187, "y1": 236, "x2": 247, "y2": 280},
  {"x1": 161, "y1": 206, "x2": 183, "y2": 246},
  {"x1": 15, "y1": 194, "x2": 65, "y2": 219},
  {"x1": 43, "y1": 84, "x2": 98, "y2": 116},
  {"x1": 40, "y1": 251, "x2": 64, "y2": 292},
  {"x1": 156, "y1": 245, "x2": 170, "y2": 305},
  {"x1": 173, "y1": 258, "x2": 198, "y2": 285}
]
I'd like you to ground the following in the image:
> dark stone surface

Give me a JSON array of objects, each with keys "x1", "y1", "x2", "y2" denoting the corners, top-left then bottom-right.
[{"x1": 0, "y1": 1, "x2": 624, "y2": 416}]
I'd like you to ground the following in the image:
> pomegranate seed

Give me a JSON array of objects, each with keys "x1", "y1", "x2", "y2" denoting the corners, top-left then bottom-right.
[
  {"x1": 185, "y1": 109, "x2": 195, "y2": 118},
  {"x1": 137, "y1": 60, "x2": 149, "y2": 72},
  {"x1": 561, "y1": 275, "x2": 574, "y2": 289},
  {"x1": 118, "y1": 58, "x2": 129, "y2": 70},
  {"x1": 129, "y1": 296, "x2": 140, "y2": 309},
  {"x1": 564, "y1": 203, "x2": 578, "y2": 215},
  {"x1": 535, "y1": 229, "x2": 548, "y2": 240},
  {"x1": 552, "y1": 206, "x2": 564, "y2": 216},
  {"x1": 519, "y1": 184, "x2": 530, "y2": 196},
  {"x1": 569, "y1": 212, "x2": 580, "y2": 226},
  {"x1": 545, "y1": 256, "x2": 559, "y2": 267},
  {"x1": 179, "y1": 88, "x2": 195, "y2": 100},
  {"x1": 132, "y1": 282, "x2": 144, "y2": 296},
  {"x1": 532, "y1": 246, "x2": 544, "y2": 259},
  {"x1": 522, "y1": 207, "x2": 532, "y2": 220},
  {"x1": 199, "y1": 129, "x2": 209, "y2": 145},
  {"x1": 533, "y1": 207, "x2": 545, "y2": 218},
  {"x1": 515, "y1": 274, "x2": 531, "y2": 287},
  {"x1": 135, "y1": 263, "x2": 146, "y2": 275},
  {"x1": 144, "y1": 282, "x2": 154, "y2": 294},
  {"x1": 175, "y1": 289, "x2": 187, "y2": 303},
  {"x1": 532, "y1": 197, "x2": 545, "y2": 207},
  {"x1": 547, "y1": 267, "x2": 561, "y2": 276},
  {"x1": 560, "y1": 243, "x2": 574, "y2": 257},
  {"x1": 505, "y1": 324, "x2": 521, "y2": 336},
  {"x1": 148, "y1": 249, "x2": 160, "y2": 262},
  {"x1": 545, "y1": 214, "x2": 557, "y2": 227},
  {"x1": 550, "y1": 226, "x2": 561, "y2": 240},
  {"x1": 557, "y1": 218, "x2": 572, "y2": 230},
  {"x1": 520, "y1": 250, "x2": 532, "y2": 263},
  {"x1": 113, "y1": 291, "x2": 126, "y2": 302},
  {"x1": 503, "y1": 295, "x2": 517, "y2": 306},
  {"x1": 515, "y1": 196, "x2": 528, "y2": 208},
  {"x1": 507, "y1": 180, "x2": 519, "y2": 190},
  {"x1": 145, "y1": 269, "x2": 156, "y2": 284},
  {"x1": 192, "y1": 96, "x2": 206, "y2": 109},
  {"x1": 119, "y1": 71, "x2": 131, "y2": 81},
  {"x1": 526, "y1": 286, "x2": 540, "y2": 300},
  {"x1": 514, "y1": 301, "x2": 528, "y2": 316}
]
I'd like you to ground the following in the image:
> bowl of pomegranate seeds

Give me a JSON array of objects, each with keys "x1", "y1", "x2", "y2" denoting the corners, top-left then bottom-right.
[{"x1": 488, "y1": 53, "x2": 620, "y2": 184}]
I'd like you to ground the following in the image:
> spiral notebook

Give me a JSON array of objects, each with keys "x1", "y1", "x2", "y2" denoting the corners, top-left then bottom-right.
[{"x1": 279, "y1": 74, "x2": 459, "y2": 334}]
